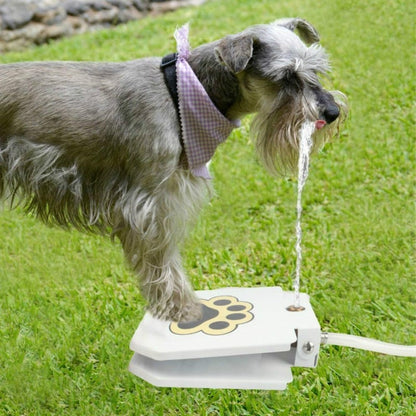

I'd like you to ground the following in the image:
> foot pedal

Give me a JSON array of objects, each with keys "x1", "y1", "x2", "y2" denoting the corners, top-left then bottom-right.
[{"x1": 128, "y1": 286, "x2": 320, "y2": 390}]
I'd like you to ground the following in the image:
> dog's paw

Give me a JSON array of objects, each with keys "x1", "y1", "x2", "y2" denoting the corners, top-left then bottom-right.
[
  {"x1": 169, "y1": 295, "x2": 253, "y2": 335},
  {"x1": 147, "y1": 295, "x2": 203, "y2": 323},
  {"x1": 164, "y1": 299, "x2": 203, "y2": 323}
]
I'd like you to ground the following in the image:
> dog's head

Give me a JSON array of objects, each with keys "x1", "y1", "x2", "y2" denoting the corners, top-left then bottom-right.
[{"x1": 215, "y1": 18, "x2": 348, "y2": 175}]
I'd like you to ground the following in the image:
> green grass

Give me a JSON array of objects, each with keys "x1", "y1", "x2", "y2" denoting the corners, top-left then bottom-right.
[{"x1": 0, "y1": 0, "x2": 415, "y2": 414}]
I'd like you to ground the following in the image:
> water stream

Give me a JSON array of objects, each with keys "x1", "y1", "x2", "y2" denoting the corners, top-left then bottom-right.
[{"x1": 292, "y1": 121, "x2": 315, "y2": 309}]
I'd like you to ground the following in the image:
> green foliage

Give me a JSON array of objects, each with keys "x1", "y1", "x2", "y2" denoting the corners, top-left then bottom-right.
[{"x1": 1, "y1": 0, "x2": 415, "y2": 414}]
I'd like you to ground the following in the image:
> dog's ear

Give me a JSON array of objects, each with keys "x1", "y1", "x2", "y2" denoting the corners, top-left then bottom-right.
[
  {"x1": 215, "y1": 34, "x2": 254, "y2": 74},
  {"x1": 273, "y1": 18, "x2": 320, "y2": 44}
]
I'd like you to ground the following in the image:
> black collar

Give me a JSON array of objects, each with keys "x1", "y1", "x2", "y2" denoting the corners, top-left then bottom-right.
[
  {"x1": 160, "y1": 53, "x2": 179, "y2": 113},
  {"x1": 160, "y1": 53, "x2": 188, "y2": 167}
]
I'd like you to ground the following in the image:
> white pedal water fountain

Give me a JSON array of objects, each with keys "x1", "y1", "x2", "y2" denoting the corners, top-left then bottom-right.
[
  {"x1": 128, "y1": 121, "x2": 416, "y2": 390},
  {"x1": 129, "y1": 286, "x2": 320, "y2": 390}
]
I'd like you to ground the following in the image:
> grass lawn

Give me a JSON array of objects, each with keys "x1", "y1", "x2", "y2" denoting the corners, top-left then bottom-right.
[{"x1": 0, "y1": 0, "x2": 415, "y2": 414}]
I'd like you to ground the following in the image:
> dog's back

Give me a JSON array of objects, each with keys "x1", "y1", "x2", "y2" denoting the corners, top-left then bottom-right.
[
  {"x1": 0, "y1": 59, "x2": 179, "y2": 165},
  {"x1": 0, "y1": 59, "x2": 181, "y2": 228}
]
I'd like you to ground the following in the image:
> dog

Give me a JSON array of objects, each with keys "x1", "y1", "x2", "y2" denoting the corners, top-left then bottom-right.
[{"x1": 0, "y1": 18, "x2": 347, "y2": 322}]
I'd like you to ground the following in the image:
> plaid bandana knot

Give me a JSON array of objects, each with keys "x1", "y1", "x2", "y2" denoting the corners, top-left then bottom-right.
[{"x1": 174, "y1": 24, "x2": 240, "y2": 179}]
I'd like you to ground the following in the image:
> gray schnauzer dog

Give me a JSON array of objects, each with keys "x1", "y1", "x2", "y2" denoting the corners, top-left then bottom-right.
[{"x1": 0, "y1": 18, "x2": 346, "y2": 322}]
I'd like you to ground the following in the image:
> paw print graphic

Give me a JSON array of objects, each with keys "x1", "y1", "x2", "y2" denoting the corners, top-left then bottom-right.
[{"x1": 170, "y1": 295, "x2": 254, "y2": 336}]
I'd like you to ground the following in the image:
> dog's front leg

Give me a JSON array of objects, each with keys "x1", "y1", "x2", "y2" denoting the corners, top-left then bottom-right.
[
  {"x1": 115, "y1": 172, "x2": 208, "y2": 322},
  {"x1": 138, "y1": 250, "x2": 201, "y2": 322},
  {"x1": 116, "y1": 223, "x2": 202, "y2": 322}
]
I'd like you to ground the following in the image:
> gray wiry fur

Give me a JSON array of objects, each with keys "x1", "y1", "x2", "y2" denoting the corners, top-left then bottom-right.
[{"x1": 0, "y1": 19, "x2": 347, "y2": 322}]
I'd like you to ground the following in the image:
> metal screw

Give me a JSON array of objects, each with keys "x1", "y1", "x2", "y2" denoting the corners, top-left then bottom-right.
[{"x1": 302, "y1": 341, "x2": 315, "y2": 354}]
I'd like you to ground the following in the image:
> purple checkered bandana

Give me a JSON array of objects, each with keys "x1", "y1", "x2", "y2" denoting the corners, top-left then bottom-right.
[{"x1": 174, "y1": 24, "x2": 240, "y2": 179}]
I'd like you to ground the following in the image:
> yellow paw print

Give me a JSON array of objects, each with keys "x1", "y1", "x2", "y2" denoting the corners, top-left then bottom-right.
[{"x1": 170, "y1": 295, "x2": 254, "y2": 336}]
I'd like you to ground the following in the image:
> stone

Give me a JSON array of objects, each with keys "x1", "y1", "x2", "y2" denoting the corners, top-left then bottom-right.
[
  {"x1": 133, "y1": 0, "x2": 150, "y2": 11},
  {"x1": 0, "y1": 21, "x2": 44, "y2": 43},
  {"x1": 82, "y1": 7, "x2": 119, "y2": 25},
  {"x1": 89, "y1": 1, "x2": 113, "y2": 11},
  {"x1": 41, "y1": 21, "x2": 73, "y2": 41},
  {"x1": 118, "y1": 6, "x2": 143, "y2": 23},
  {"x1": 107, "y1": 0, "x2": 131, "y2": 9},
  {"x1": 33, "y1": 6, "x2": 67, "y2": 26},
  {"x1": 150, "y1": 0, "x2": 204, "y2": 15},
  {"x1": 21, "y1": 22, "x2": 46, "y2": 42},
  {"x1": 2, "y1": 37, "x2": 29, "y2": 52},
  {"x1": 40, "y1": 1, "x2": 61, "y2": 8},
  {"x1": 0, "y1": 4, "x2": 34, "y2": 30},
  {"x1": 0, "y1": 28, "x2": 20, "y2": 42},
  {"x1": 64, "y1": 1, "x2": 90, "y2": 16},
  {"x1": 1, "y1": 25, "x2": 29, "y2": 42},
  {"x1": 66, "y1": 15, "x2": 89, "y2": 33}
]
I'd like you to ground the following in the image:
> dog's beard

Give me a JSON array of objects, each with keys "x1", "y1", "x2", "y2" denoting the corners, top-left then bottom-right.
[{"x1": 252, "y1": 90, "x2": 347, "y2": 176}]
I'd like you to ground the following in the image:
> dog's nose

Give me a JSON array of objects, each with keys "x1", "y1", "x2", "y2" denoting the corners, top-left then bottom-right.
[
  {"x1": 313, "y1": 88, "x2": 341, "y2": 125},
  {"x1": 323, "y1": 104, "x2": 340, "y2": 124}
]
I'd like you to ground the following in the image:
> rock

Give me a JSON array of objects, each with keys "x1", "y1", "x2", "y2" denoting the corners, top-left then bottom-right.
[
  {"x1": 0, "y1": 3, "x2": 34, "y2": 30},
  {"x1": 0, "y1": 21, "x2": 43, "y2": 43},
  {"x1": 21, "y1": 22, "x2": 46, "y2": 42},
  {"x1": 41, "y1": 20, "x2": 73, "y2": 42},
  {"x1": 107, "y1": 0, "x2": 131, "y2": 9},
  {"x1": 150, "y1": 0, "x2": 204, "y2": 15},
  {"x1": 89, "y1": 1, "x2": 113, "y2": 11},
  {"x1": 64, "y1": 1, "x2": 90, "y2": 16},
  {"x1": 133, "y1": 0, "x2": 150, "y2": 11},
  {"x1": 82, "y1": 7, "x2": 119, "y2": 25},
  {"x1": 2, "y1": 37, "x2": 29, "y2": 51},
  {"x1": 40, "y1": 1, "x2": 61, "y2": 8},
  {"x1": 0, "y1": 28, "x2": 20, "y2": 42},
  {"x1": 66, "y1": 15, "x2": 89, "y2": 33},
  {"x1": 118, "y1": 6, "x2": 143, "y2": 23},
  {"x1": 33, "y1": 7, "x2": 67, "y2": 26}
]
